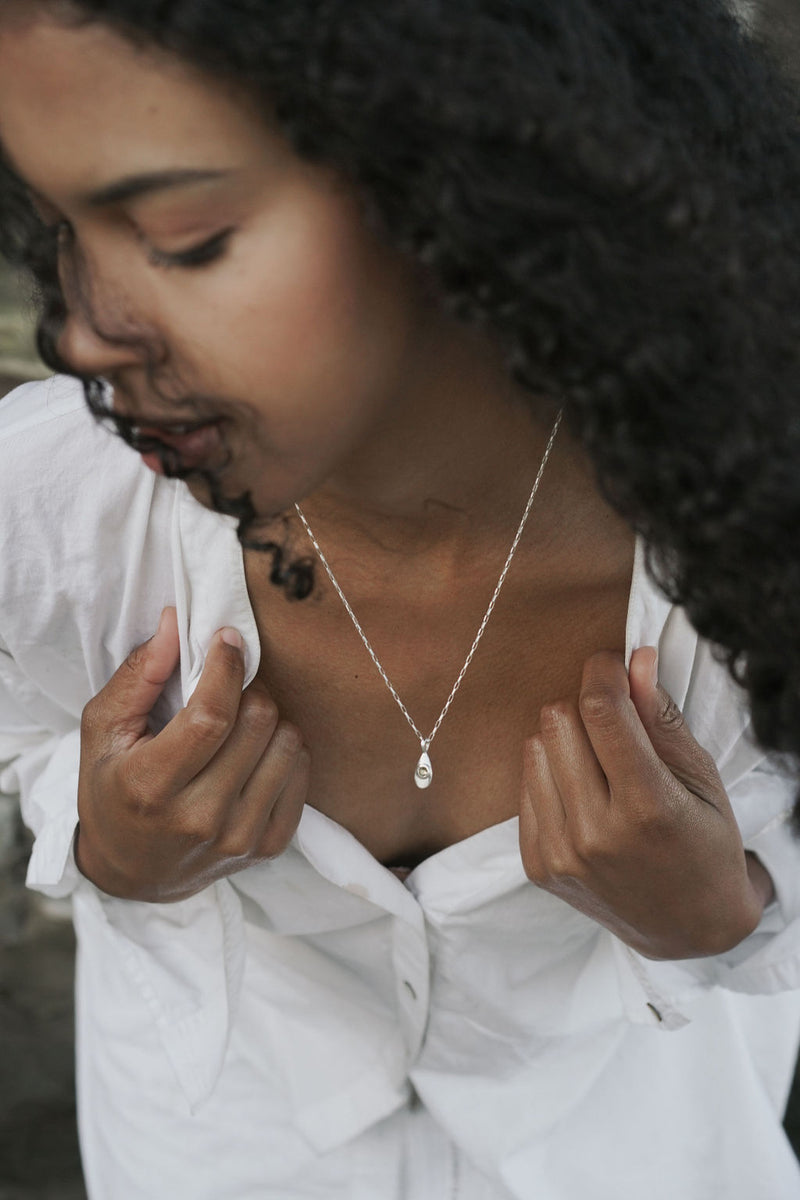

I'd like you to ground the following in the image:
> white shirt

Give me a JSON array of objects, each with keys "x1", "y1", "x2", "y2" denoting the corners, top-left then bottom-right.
[{"x1": 2, "y1": 375, "x2": 800, "y2": 1199}]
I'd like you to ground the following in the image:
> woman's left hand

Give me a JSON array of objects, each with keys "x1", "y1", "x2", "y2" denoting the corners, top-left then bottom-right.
[{"x1": 519, "y1": 647, "x2": 774, "y2": 960}]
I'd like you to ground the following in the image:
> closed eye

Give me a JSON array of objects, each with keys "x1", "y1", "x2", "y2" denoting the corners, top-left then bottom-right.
[{"x1": 146, "y1": 227, "x2": 234, "y2": 270}]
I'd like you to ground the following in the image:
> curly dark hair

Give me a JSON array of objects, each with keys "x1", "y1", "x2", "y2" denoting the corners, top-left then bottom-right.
[{"x1": 2, "y1": 0, "x2": 800, "y2": 797}]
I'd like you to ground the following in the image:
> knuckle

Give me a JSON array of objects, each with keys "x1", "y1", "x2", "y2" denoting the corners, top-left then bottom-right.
[
  {"x1": 628, "y1": 799, "x2": 674, "y2": 840},
  {"x1": 539, "y1": 700, "x2": 575, "y2": 736},
  {"x1": 186, "y1": 702, "x2": 232, "y2": 744},
  {"x1": 118, "y1": 761, "x2": 162, "y2": 814},
  {"x1": 571, "y1": 823, "x2": 603, "y2": 862},
  {"x1": 658, "y1": 695, "x2": 685, "y2": 732},
  {"x1": 579, "y1": 684, "x2": 625, "y2": 727},
  {"x1": 546, "y1": 851, "x2": 575, "y2": 879},
  {"x1": 174, "y1": 807, "x2": 214, "y2": 845},
  {"x1": 538, "y1": 839, "x2": 577, "y2": 879},
  {"x1": 80, "y1": 699, "x2": 102, "y2": 738},
  {"x1": 259, "y1": 824, "x2": 293, "y2": 862},
  {"x1": 239, "y1": 691, "x2": 279, "y2": 736},
  {"x1": 273, "y1": 721, "x2": 304, "y2": 759},
  {"x1": 218, "y1": 832, "x2": 254, "y2": 862}
]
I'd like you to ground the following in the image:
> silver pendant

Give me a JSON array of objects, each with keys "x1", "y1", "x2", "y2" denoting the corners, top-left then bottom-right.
[{"x1": 414, "y1": 751, "x2": 433, "y2": 789}]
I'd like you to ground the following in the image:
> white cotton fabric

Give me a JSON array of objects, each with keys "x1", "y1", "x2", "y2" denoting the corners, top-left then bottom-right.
[{"x1": 2, "y1": 375, "x2": 800, "y2": 1199}]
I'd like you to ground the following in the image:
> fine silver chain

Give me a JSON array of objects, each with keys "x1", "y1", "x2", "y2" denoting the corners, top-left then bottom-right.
[{"x1": 294, "y1": 410, "x2": 563, "y2": 788}]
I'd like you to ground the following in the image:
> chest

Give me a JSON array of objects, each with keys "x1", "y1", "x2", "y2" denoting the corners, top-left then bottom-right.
[{"x1": 244, "y1": 535, "x2": 635, "y2": 868}]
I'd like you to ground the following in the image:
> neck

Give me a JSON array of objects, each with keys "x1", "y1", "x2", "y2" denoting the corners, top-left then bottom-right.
[{"x1": 302, "y1": 314, "x2": 562, "y2": 554}]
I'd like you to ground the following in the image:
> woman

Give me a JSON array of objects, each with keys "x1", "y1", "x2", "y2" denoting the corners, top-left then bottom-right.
[{"x1": 0, "y1": 1, "x2": 799, "y2": 1197}]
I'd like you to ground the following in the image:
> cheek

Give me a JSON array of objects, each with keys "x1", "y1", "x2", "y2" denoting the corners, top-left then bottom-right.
[{"x1": 184, "y1": 192, "x2": 419, "y2": 429}]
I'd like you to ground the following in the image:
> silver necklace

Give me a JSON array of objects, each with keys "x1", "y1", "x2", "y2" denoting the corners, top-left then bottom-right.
[{"x1": 294, "y1": 411, "x2": 562, "y2": 789}]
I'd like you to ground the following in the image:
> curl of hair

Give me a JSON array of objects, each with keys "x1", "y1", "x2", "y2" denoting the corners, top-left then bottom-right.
[{"x1": 2, "y1": 0, "x2": 800, "y2": 804}]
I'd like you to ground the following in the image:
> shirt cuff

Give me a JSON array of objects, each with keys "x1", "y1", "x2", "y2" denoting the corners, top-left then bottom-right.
[
  {"x1": 26, "y1": 811, "x2": 82, "y2": 899},
  {"x1": 746, "y1": 811, "x2": 799, "y2": 928}
]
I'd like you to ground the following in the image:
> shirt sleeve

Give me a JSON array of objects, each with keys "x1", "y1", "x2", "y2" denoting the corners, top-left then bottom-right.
[
  {"x1": 0, "y1": 641, "x2": 82, "y2": 899},
  {"x1": 611, "y1": 751, "x2": 800, "y2": 1029},
  {"x1": 710, "y1": 757, "x2": 800, "y2": 991}
]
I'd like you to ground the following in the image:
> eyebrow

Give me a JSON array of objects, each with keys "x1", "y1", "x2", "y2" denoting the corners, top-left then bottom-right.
[{"x1": 83, "y1": 168, "x2": 234, "y2": 207}]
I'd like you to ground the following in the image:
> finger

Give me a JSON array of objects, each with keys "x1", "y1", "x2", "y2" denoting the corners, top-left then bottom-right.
[
  {"x1": 577, "y1": 651, "x2": 669, "y2": 803},
  {"x1": 87, "y1": 607, "x2": 180, "y2": 751},
  {"x1": 254, "y1": 741, "x2": 310, "y2": 860},
  {"x1": 538, "y1": 701, "x2": 610, "y2": 827},
  {"x1": 521, "y1": 734, "x2": 567, "y2": 847},
  {"x1": 192, "y1": 677, "x2": 280, "y2": 797},
  {"x1": 628, "y1": 647, "x2": 725, "y2": 803},
  {"x1": 216, "y1": 722, "x2": 307, "y2": 858},
  {"x1": 132, "y1": 627, "x2": 247, "y2": 794}
]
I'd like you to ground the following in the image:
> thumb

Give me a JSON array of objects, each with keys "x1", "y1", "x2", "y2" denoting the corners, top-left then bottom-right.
[
  {"x1": 628, "y1": 646, "x2": 717, "y2": 797},
  {"x1": 102, "y1": 607, "x2": 181, "y2": 743}
]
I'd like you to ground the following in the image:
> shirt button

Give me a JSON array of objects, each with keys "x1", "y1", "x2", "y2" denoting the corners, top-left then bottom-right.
[{"x1": 403, "y1": 980, "x2": 418, "y2": 1001}]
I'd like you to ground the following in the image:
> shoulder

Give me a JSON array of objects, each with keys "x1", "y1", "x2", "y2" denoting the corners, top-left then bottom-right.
[
  {"x1": 0, "y1": 374, "x2": 86, "y2": 439},
  {"x1": 0, "y1": 375, "x2": 141, "y2": 494},
  {"x1": 0, "y1": 375, "x2": 178, "y2": 638},
  {"x1": 0, "y1": 374, "x2": 158, "y2": 519}
]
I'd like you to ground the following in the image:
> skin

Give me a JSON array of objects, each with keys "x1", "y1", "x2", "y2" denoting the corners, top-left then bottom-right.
[{"x1": 0, "y1": 11, "x2": 774, "y2": 958}]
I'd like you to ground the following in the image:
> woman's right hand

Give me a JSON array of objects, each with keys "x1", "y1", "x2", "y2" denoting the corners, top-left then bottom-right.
[{"x1": 75, "y1": 607, "x2": 309, "y2": 902}]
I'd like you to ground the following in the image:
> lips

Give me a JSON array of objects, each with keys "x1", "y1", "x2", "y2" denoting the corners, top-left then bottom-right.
[{"x1": 134, "y1": 421, "x2": 224, "y2": 474}]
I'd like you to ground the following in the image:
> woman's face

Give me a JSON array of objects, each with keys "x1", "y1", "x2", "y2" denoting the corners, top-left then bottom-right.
[{"x1": 0, "y1": 12, "x2": 437, "y2": 523}]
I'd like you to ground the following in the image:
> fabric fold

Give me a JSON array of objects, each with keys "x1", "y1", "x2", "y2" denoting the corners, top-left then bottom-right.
[{"x1": 74, "y1": 877, "x2": 246, "y2": 1110}]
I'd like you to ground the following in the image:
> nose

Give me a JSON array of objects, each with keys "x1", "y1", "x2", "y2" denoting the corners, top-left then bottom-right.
[{"x1": 56, "y1": 307, "x2": 146, "y2": 378}]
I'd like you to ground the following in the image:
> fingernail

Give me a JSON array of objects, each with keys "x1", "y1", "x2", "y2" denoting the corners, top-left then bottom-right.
[
  {"x1": 651, "y1": 648, "x2": 659, "y2": 687},
  {"x1": 221, "y1": 628, "x2": 244, "y2": 651}
]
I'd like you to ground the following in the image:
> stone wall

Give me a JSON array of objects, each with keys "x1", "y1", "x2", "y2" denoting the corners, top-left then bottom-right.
[
  {"x1": 0, "y1": 262, "x2": 42, "y2": 384},
  {"x1": 750, "y1": 0, "x2": 800, "y2": 79},
  {"x1": 0, "y1": 265, "x2": 40, "y2": 941}
]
